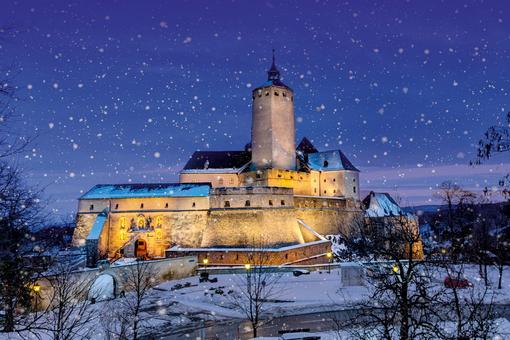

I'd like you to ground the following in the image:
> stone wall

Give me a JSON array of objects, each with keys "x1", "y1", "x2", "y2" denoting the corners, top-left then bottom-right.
[
  {"x1": 179, "y1": 172, "x2": 240, "y2": 187},
  {"x1": 168, "y1": 241, "x2": 330, "y2": 266},
  {"x1": 294, "y1": 196, "x2": 362, "y2": 236},
  {"x1": 210, "y1": 186, "x2": 294, "y2": 209},
  {"x1": 201, "y1": 207, "x2": 304, "y2": 247}
]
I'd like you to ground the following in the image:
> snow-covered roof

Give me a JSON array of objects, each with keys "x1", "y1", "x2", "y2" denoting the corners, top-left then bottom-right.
[
  {"x1": 363, "y1": 191, "x2": 408, "y2": 217},
  {"x1": 307, "y1": 150, "x2": 359, "y2": 172},
  {"x1": 81, "y1": 183, "x2": 211, "y2": 199},
  {"x1": 87, "y1": 211, "x2": 107, "y2": 240}
]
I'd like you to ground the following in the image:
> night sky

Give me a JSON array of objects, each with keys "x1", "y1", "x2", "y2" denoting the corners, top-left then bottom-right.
[{"x1": 2, "y1": 0, "x2": 510, "y2": 216}]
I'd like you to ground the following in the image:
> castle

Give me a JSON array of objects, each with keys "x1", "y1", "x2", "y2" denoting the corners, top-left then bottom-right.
[{"x1": 73, "y1": 54, "x2": 366, "y2": 267}]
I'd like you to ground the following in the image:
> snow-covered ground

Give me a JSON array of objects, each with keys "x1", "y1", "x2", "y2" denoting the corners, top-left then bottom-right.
[{"x1": 8, "y1": 264, "x2": 510, "y2": 339}]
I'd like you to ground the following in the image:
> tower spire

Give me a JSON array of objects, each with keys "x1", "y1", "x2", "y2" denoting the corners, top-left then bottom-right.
[{"x1": 267, "y1": 48, "x2": 280, "y2": 81}]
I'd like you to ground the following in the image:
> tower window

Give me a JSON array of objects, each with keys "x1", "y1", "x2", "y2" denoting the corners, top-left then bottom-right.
[
  {"x1": 353, "y1": 178, "x2": 356, "y2": 182},
  {"x1": 224, "y1": 201, "x2": 230, "y2": 208},
  {"x1": 245, "y1": 200, "x2": 250, "y2": 207},
  {"x1": 89, "y1": 204, "x2": 94, "y2": 211},
  {"x1": 281, "y1": 200, "x2": 285, "y2": 206},
  {"x1": 265, "y1": 91, "x2": 269, "y2": 96},
  {"x1": 353, "y1": 186, "x2": 357, "y2": 193},
  {"x1": 274, "y1": 91, "x2": 279, "y2": 96}
]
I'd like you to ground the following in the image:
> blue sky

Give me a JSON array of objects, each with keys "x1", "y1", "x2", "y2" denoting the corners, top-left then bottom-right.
[{"x1": 1, "y1": 0, "x2": 509, "y2": 215}]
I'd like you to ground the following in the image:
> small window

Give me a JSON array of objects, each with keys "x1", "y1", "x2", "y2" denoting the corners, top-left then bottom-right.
[
  {"x1": 165, "y1": 203, "x2": 169, "y2": 208},
  {"x1": 140, "y1": 203, "x2": 144, "y2": 209},
  {"x1": 265, "y1": 91, "x2": 269, "y2": 96},
  {"x1": 353, "y1": 178, "x2": 356, "y2": 182},
  {"x1": 192, "y1": 202, "x2": 196, "y2": 207},
  {"x1": 224, "y1": 201, "x2": 230, "y2": 208},
  {"x1": 269, "y1": 200, "x2": 273, "y2": 206},
  {"x1": 285, "y1": 253, "x2": 288, "y2": 259},
  {"x1": 300, "y1": 176, "x2": 303, "y2": 180},
  {"x1": 324, "y1": 179, "x2": 326, "y2": 183},
  {"x1": 314, "y1": 188, "x2": 317, "y2": 193},
  {"x1": 333, "y1": 190, "x2": 336, "y2": 193},
  {"x1": 245, "y1": 200, "x2": 251, "y2": 207},
  {"x1": 333, "y1": 178, "x2": 336, "y2": 182},
  {"x1": 281, "y1": 200, "x2": 285, "y2": 206},
  {"x1": 353, "y1": 186, "x2": 357, "y2": 193},
  {"x1": 278, "y1": 174, "x2": 282, "y2": 178},
  {"x1": 323, "y1": 160, "x2": 329, "y2": 167},
  {"x1": 274, "y1": 91, "x2": 279, "y2": 96},
  {"x1": 115, "y1": 203, "x2": 119, "y2": 209},
  {"x1": 290, "y1": 176, "x2": 293, "y2": 179},
  {"x1": 256, "y1": 173, "x2": 261, "y2": 179},
  {"x1": 324, "y1": 190, "x2": 327, "y2": 194},
  {"x1": 236, "y1": 254, "x2": 239, "y2": 260},
  {"x1": 89, "y1": 204, "x2": 94, "y2": 211}
]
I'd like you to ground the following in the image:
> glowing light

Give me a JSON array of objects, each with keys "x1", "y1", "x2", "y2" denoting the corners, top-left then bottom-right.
[
  {"x1": 244, "y1": 263, "x2": 251, "y2": 270},
  {"x1": 203, "y1": 258, "x2": 209, "y2": 265},
  {"x1": 326, "y1": 252, "x2": 333, "y2": 258},
  {"x1": 392, "y1": 264, "x2": 399, "y2": 273},
  {"x1": 33, "y1": 284, "x2": 41, "y2": 293}
]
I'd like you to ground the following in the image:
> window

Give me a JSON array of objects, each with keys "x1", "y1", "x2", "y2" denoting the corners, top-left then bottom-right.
[
  {"x1": 274, "y1": 91, "x2": 279, "y2": 96},
  {"x1": 323, "y1": 160, "x2": 329, "y2": 167},
  {"x1": 140, "y1": 203, "x2": 144, "y2": 209},
  {"x1": 285, "y1": 253, "x2": 288, "y2": 259},
  {"x1": 89, "y1": 204, "x2": 94, "y2": 211},
  {"x1": 324, "y1": 190, "x2": 327, "y2": 194},
  {"x1": 115, "y1": 203, "x2": 119, "y2": 209},
  {"x1": 245, "y1": 200, "x2": 251, "y2": 207},
  {"x1": 290, "y1": 176, "x2": 293, "y2": 179},
  {"x1": 278, "y1": 174, "x2": 282, "y2": 178},
  {"x1": 165, "y1": 203, "x2": 169, "y2": 208},
  {"x1": 192, "y1": 202, "x2": 196, "y2": 208},
  {"x1": 333, "y1": 178, "x2": 336, "y2": 182},
  {"x1": 256, "y1": 173, "x2": 261, "y2": 179},
  {"x1": 269, "y1": 200, "x2": 273, "y2": 206},
  {"x1": 324, "y1": 179, "x2": 326, "y2": 183},
  {"x1": 353, "y1": 178, "x2": 356, "y2": 182},
  {"x1": 119, "y1": 217, "x2": 127, "y2": 229},
  {"x1": 353, "y1": 186, "x2": 357, "y2": 193},
  {"x1": 333, "y1": 190, "x2": 336, "y2": 193},
  {"x1": 265, "y1": 91, "x2": 269, "y2": 96},
  {"x1": 224, "y1": 201, "x2": 230, "y2": 208},
  {"x1": 281, "y1": 200, "x2": 285, "y2": 206}
]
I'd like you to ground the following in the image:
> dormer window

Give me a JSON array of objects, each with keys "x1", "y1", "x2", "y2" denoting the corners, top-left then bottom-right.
[
  {"x1": 323, "y1": 160, "x2": 329, "y2": 167},
  {"x1": 274, "y1": 91, "x2": 279, "y2": 96},
  {"x1": 89, "y1": 204, "x2": 94, "y2": 211}
]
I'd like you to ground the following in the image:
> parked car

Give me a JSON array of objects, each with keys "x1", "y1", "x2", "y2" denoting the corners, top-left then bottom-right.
[{"x1": 444, "y1": 276, "x2": 473, "y2": 288}]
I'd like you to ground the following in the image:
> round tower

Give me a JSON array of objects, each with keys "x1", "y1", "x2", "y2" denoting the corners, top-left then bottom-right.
[{"x1": 251, "y1": 51, "x2": 296, "y2": 170}]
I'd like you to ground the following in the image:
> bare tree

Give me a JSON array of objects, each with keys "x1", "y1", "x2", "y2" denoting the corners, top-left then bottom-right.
[
  {"x1": 227, "y1": 240, "x2": 284, "y2": 338},
  {"x1": 0, "y1": 164, "x2": 47, "y2": 333},
  {"x1": 117, "y1": 259, "x2": 157, "y2": 340},
  {"x1": 32, "y1": 263, "x2": 96, "y2": 339},
  {"x1": 341, "y1": 215, "x2": 440, "y2": 340}
]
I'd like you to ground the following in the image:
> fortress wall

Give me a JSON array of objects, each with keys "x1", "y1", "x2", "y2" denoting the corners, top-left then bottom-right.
[
  {"x1": 210, "y1": 186, "x2": 294, "y2": 209},
  {"x1": 294, "y1": 196, "x2": 362, "y2": 236},
  {"x1": 72, "y1": 213, "x2": 98, "y2": 246},
  {"x1": 104, "y1": 211, "x2": 209, "y2": 258},
  {"x1": 240, "y1": 169, "x2": 313, "y2": 195},
  {"x1": 201, "y1": 208, "x2": 304, "y2": 248},
  {"x1": 179, "y1": 172, "x2": 240, "y2": 187},
  {"x1": 79, "y1": 196, "x2": 209, "y2": 213}
]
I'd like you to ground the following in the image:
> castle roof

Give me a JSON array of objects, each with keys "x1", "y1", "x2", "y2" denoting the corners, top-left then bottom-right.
[
  {"x1": 362, "y1": 191, "x2": 407, "y2": 217},
  {"x1": 296, "y1": 137, "x2": 318, "y2": 154},
  {"x1": 182, "y1": 150, "x2": 251, "y2": 173},
  {"x1": 307, "y1": 150, "x2": 359, "y2": 172},
  {"x1": 81, "y1": 183, "x2": 211, "y2": 199},
  {"x1": 254, "y1": 49, "x2": 292, "y2": 91}
]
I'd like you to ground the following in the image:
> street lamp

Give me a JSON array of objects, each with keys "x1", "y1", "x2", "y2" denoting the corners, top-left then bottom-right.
[
  {"x1": 326, "y1": 252, "x2": 333, "y2": 274},
  {"x1": 203, "y1": 258, "x2": 209, "y2": 275}
]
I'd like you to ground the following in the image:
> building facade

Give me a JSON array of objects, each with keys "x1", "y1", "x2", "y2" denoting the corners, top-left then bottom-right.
[{"x1": 73, "y1": 54, "x2": 375, "y2": 267}]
